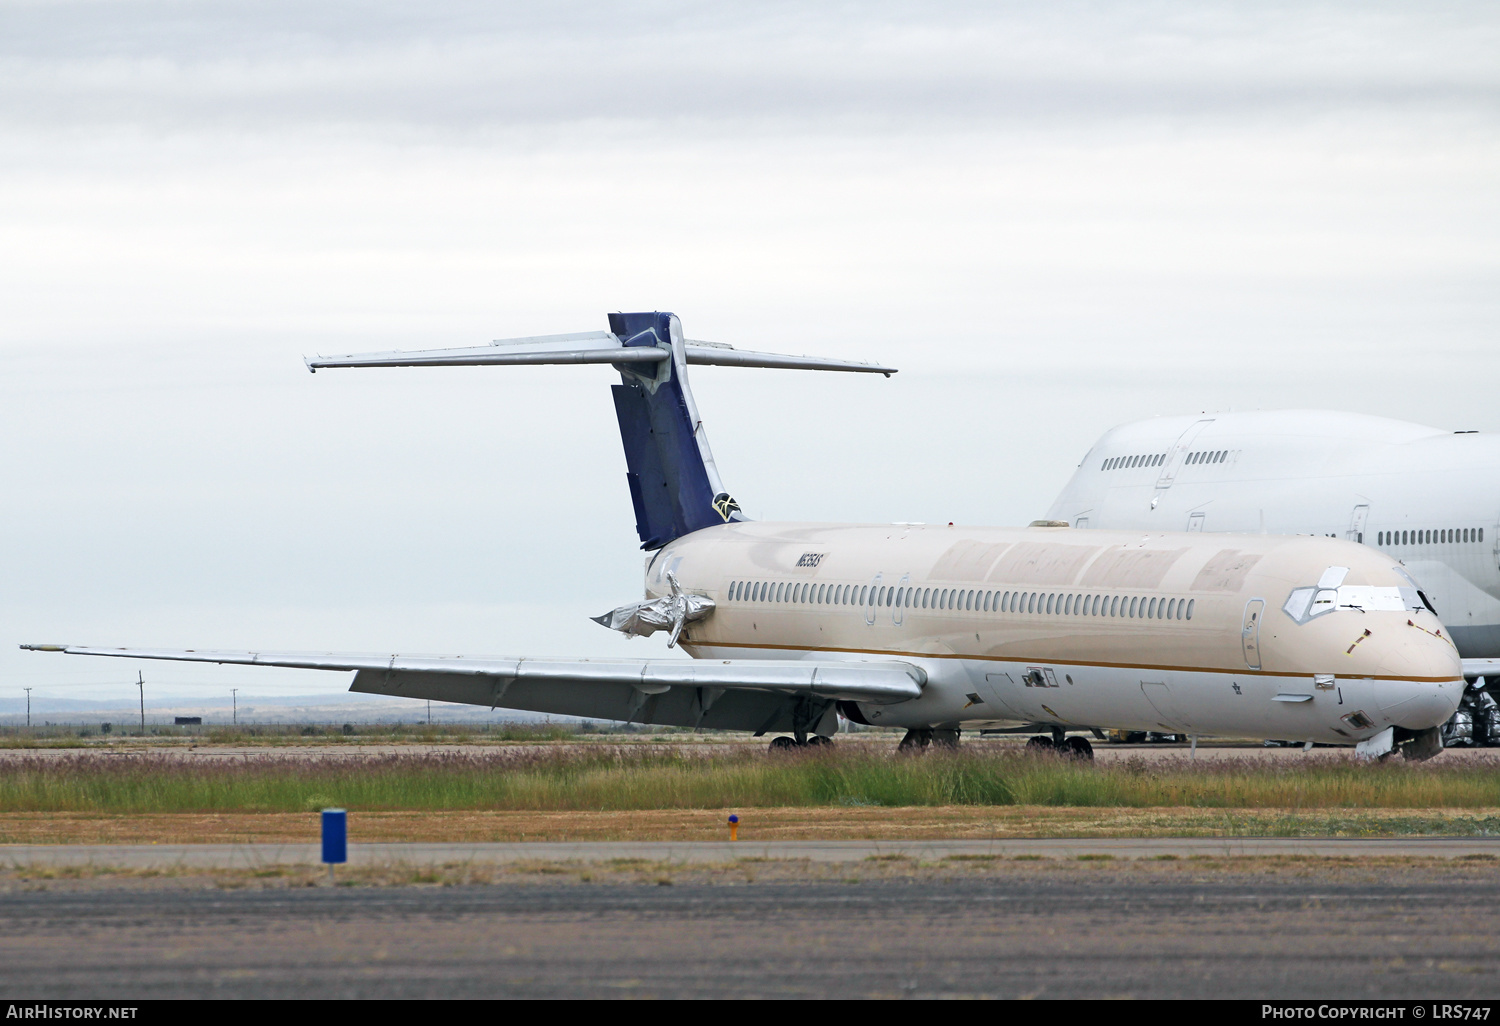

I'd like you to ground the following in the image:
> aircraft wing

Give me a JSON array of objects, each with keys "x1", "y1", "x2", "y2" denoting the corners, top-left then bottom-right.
[
  {"x1": 1462, "y1": 658, "x2": 1500, "y2": 679},
  {"x1": 304, "y1": 331, "x2": 896, "y2": 375},
  {"x1": 19, "y1": 645, "x2": 925, "y2": 704}
]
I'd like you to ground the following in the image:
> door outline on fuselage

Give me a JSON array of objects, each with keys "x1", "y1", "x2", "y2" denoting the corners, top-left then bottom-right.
[
  {"x1": 1242, "y1": 598, "x2": 1265, "y2": 671},
  {"x1": 892, "y1": 573, "x2": 910, "y2": 627},
  {"x1": 1155, "y1": 418, "x2": 1216, "y2": 491},
  {"x1": 1346, "y1": 504, "x2": 1370, "y2": 545},
  {"x1": 1140, "y1": 680, "x2": 1192, "y2": 732},
  {"x1": 865, "y1": 572, "x2": 883, "y2": 626}
]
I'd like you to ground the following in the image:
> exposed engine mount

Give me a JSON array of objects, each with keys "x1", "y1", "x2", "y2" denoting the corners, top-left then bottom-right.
[{"x1": 591, "y1": 571, "x2": 715, "y2": 647}]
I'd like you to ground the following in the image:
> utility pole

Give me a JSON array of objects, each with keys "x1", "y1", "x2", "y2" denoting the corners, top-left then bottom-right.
[
  {"x1": 23, "y1": 688, "x2": 31, "y2": 728},
  {"x1": 427, "y1": 699, "x2": 432, "y2": 725},
  {"x1": 137, "y1": 672, "x2": 145, "y2": 732},
  {"x1": 231, "y1": 689, "x2": 238, "y2": 725}
]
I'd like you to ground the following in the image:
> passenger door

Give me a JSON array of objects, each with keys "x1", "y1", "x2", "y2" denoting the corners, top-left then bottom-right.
[
  {"x1": 1155, "y1": 418, "x2": 1215, "y2": 491},
  {"x1": 1346, "y1": 505, "x2": 1370, "y2": 544},
  {"x1": 1241, "y1": 599, "x2": 1265, "y2": 670}
]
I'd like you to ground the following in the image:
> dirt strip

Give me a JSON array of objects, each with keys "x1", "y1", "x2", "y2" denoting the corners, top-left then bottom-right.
[{"x1": 0, "y1": 805, "x2": 1496, "y2": 844}]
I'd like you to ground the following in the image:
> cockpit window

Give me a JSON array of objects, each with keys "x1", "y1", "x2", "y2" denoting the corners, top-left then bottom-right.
[{"x1": 1282, "y1": 565, "x2": 1424, "y2": 625}]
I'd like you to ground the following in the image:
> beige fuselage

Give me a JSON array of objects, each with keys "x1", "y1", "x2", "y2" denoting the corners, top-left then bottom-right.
[{"x1": 652, "y1": 523, "x2": 1463, "y2": 743}]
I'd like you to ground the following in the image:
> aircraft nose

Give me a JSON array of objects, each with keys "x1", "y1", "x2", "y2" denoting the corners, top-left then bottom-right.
[
  {"x1": 1369, "y1": 623, "x2": 1464, "y2": 730},
  {"x1": 1371, "y1": 678, "x2": 1463, "y2": 730}
]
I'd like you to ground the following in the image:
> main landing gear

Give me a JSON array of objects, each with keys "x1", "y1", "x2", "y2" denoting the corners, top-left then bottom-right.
[
  {"x1": 898, "y1": 729, "x2": 961, "y2": 752},
  {"x1": 1026, "y1": 733, "x2": 1094, "y2": 761},
  {"x1": 768, "y1": 734, "x2": 833, "y2": 752}
]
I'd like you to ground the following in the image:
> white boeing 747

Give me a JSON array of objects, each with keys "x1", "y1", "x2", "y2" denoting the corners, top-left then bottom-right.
[
  {"x1": 1045, "y1": 408, "x2": 1500, "y2": 746},
  {"x1": 24, "y1": 314, "x2": 1464, "y2": 758}
]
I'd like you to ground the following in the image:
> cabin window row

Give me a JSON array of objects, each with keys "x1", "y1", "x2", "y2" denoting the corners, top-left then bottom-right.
[
  {"x1": 1101, "y1": 449, "x2": 1231, "y2": 472},
  {"x1": 1377, "y1": 527, "x2": 1484, "y2": 546},
  {"x1": 726, "y1": 580, "x2": 1193, "y2": 621},
  {"x1": 1102, "y1": 453, "x2": 1166, "y2": 471}
]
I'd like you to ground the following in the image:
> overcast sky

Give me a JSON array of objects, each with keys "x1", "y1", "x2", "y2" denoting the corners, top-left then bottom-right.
[{"x1": 2, "y1": 2, "x2": 1497, "y2": 708}]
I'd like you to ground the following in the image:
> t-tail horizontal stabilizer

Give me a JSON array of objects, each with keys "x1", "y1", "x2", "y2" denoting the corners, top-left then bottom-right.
[{"x1": 304, "y1": 312, "x2": 895, "y2": 551}]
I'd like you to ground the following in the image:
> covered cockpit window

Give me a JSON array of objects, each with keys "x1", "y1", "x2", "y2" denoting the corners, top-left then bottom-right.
[{"x1": 1282, "y1": 565, "x2": 1424, "y2": 625}]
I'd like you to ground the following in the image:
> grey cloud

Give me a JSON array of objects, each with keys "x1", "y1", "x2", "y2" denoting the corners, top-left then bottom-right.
[{"x1": 3, "y1": 1, "x2": 1497, "y2": 135}]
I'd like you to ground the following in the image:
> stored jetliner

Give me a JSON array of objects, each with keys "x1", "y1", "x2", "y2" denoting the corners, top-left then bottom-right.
[
  {"x1": 1045, "y1": 409, "x2": 1500, "y2": 746},
  {"x1": 24, "y1": 314, "x2": 1465, "y2": 758}
]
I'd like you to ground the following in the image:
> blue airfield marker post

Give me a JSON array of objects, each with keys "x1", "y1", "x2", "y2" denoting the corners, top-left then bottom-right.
[{"x1": 322, "y1": 808, "x2": 347, "y2": 884}]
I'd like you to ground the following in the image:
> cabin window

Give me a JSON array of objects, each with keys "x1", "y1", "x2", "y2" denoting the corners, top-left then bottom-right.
[
  {"x1": 858, "y1": 586, "x2": 866, "y2": 606},
  {"x1": 1126, "y1": 596, "x2": 1136, "y2": 617},
  {"x1": 1166, "y1": 597, "x2": 1176, "y2": 619}
]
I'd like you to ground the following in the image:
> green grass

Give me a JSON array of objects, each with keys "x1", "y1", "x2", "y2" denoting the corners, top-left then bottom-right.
[{"x1": 0, "y1": 747, "x2": 1496, "y2": 815}]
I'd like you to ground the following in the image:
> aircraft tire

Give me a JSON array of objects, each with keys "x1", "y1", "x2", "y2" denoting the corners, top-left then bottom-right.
[
  {"x1": 1025, "y1": 735, "x2": 1055, "y2": 752},
  {"x1": 1062, "y1": 736, "x2": 1094, "y2": 761},
  {"x1": 768, "y1": 736, "x2": 800, "y2": 753}
]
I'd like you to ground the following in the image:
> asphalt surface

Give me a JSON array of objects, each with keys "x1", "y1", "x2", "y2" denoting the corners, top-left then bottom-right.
[
  {"x1": 3, "y1": 837, "x2": 1500, "y2": 869},
  {"x1": 2, "y1": 871, "x2": 1498, "y2": 999}
]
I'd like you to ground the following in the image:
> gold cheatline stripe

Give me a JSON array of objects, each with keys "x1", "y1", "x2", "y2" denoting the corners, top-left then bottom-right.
[{"x1": 689, "y1": 640, "x2": 1462, "y2": 684}]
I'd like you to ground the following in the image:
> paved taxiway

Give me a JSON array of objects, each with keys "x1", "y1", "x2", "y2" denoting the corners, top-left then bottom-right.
[
  {"x1": 2, "y1": 871, "x2": 1497, "y2": 999},
  {"x1": 2, "y1": 837, "x2": 1499, "y2": 869}
]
